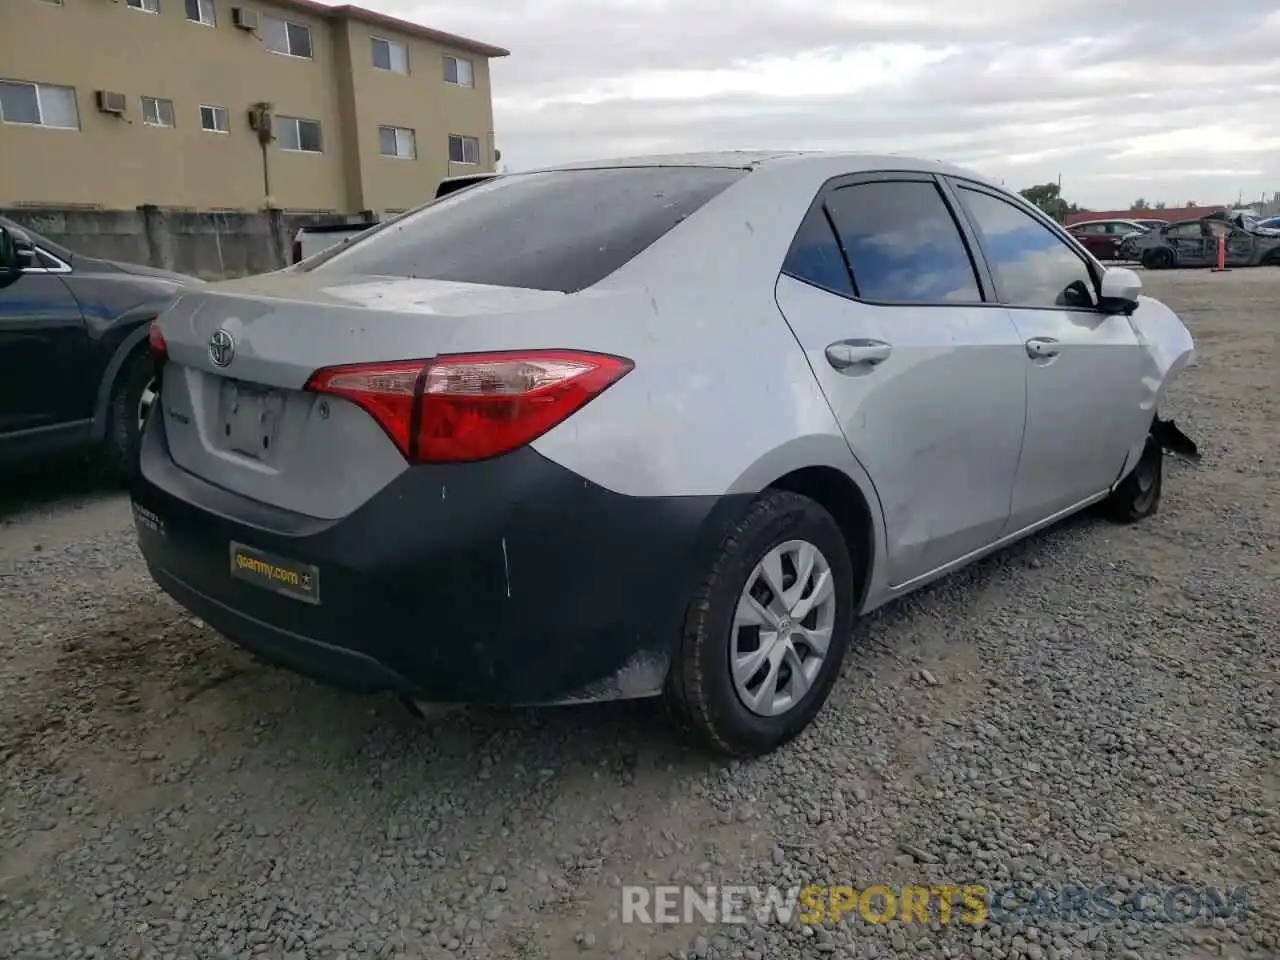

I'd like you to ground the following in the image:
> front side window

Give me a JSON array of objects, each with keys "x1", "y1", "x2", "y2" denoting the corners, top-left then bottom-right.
[
  {"x1": 823, "y1": 180, "x2": 982, "y2": 303},
  {"x1": 141, "y1": 96, "x2": 175, "y2": 127},
  {"x1": 276, "y1": 116, "x2": 322, "y2": 152},
  {"x1": 185, "y1": 0, "x2": 214, "y2": 24},
  {"x1": 263, "y1": 16, "x2": 313, "y2": 58},
  {"x1": 372, "y1": 37, "x2": 409, "y2": 74},
  {"x1": 448, "y1": 134, "x2": 479, "y2": 165},
  {"x1": 299, "y1": 165, "x2": 748, "y2": 294},
  {"x1": 0, "y1": 80, "x2": 79, "y2": 129},
  {"x1": 199, "y1": 104, "x2": 229, "y2": 133},
  {"x1": 443, "y1": 55, "x2": 474, "y2": 87},
  {"x1": 957, "y1": 186, "x2": 1097, "y2": 310}
]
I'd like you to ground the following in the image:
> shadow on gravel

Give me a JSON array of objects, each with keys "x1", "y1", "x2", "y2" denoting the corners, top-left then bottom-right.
[
  {"x1": 4, "y1": 506, "x2": 1112, "y2": 782},
  {"x1": 0, "y1": 456, "x2": 120, "y2": 519},
  {"x1": 3, "y1": 487, "x2": 1174, "y2": 807}
]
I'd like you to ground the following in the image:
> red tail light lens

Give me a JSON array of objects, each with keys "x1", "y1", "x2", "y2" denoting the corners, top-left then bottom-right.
[
  {"x1": 148, "y1": 322, "x2": 168, "y2": 360},
  {"x1": 304, "y1": 350, "x2": 634, "y2": 463}
]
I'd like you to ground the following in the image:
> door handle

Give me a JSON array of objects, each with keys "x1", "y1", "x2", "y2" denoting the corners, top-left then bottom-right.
[
  {"x1": 825, "y1": 339, "x2": 892, "y2": 370},
  {"x1": 1025, "y1": 337, "x2": 1060, "y2": 359}
]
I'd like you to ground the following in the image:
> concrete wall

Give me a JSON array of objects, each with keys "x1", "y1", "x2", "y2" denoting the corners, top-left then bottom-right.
[{"x1": 0, "y1": 206, "x2": 364, "y2": 280}]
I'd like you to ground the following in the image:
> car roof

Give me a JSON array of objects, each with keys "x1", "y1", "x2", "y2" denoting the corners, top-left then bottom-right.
[{"x1": 516, "y1": 149, "x2": 994, "y2": 184}]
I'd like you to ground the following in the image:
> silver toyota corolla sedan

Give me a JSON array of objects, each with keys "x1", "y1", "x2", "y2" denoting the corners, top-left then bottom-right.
[{"x1": 132, "y1": 151, "x2": 1198, "y2": 757}]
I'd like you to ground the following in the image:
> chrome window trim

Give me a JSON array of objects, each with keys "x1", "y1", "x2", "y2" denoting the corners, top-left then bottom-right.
[{"x1": 20, "y1": 247, "x2": 73, "y2": 274}]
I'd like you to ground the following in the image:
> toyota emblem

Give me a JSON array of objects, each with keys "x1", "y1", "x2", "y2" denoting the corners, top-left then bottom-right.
[{"x1": 209, "y1": 329, "x2": 235, "y2": 368}]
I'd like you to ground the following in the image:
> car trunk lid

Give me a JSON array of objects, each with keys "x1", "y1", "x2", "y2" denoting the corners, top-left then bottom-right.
[{"x1": 151, "y1": 274, "x2": 579, "y2": 520}]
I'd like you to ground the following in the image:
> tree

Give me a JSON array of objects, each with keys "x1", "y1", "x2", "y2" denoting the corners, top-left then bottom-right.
[
  {"x1": 1186, "y1": 201, "x2": 1198, "y2": 208},
  {"x1": 1153, "y1": 201, "x2": 1167, "y2": 210},
  {"x1": 1131, "y1": 198, "x2": 1150, "y2": 211},
  {"x1": 1018, "y1": 182, "x2": 1079, "y2": 222}
]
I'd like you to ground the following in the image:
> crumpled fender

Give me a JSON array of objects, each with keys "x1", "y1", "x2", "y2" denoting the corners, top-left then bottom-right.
[
  {"x1": 1115, "y1": 294, "x2": 1200, "y2": 481},
  {"x1": 1129, "y1": 294, "x2": 1197, "y2": 410}
]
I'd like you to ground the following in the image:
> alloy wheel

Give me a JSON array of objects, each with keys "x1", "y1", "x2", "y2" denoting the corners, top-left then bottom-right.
[
  {"x1": 137, "y1": 377, "x2": 158, "y2": 432},
  {"x1": 730, "y1": 539, "x2": 837, "y2": 718}
]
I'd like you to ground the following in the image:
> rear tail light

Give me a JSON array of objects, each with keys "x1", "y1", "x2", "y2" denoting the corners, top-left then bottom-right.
[
  {"x1": 148, "y1": 322, "x2": 167, "y2": 360},
  {"x1": 304, "y1": 350, "x2": 634, "y2": 463}
]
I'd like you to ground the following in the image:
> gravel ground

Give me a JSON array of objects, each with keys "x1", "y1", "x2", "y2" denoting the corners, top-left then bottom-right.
[{"x1": 1, "y1": 268, "x2": 1276, "y2": 960}]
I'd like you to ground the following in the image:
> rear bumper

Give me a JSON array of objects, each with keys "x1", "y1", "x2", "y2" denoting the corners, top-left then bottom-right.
[{"x1": 131, "y1": 413, "x2": 748, "y2": 705}]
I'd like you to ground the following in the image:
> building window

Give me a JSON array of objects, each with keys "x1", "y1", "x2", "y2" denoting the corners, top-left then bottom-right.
[
  {"x1": 443, "y1": 56, "x2": 474, "y2": 87},
  {"x1": 126, "y1": 0, "x2": 159, "y2": 12},
  {"x1": 141, "y1": 96, "x2": 175, "y2": 127},
  {"x1": 0, "y1": 80, "x2": 79, "y2": 129},
  {"x1": 379, "y1": 125, "x2": 416, "y2": 159},
  {"x1": 199, "y1": 104, "x2": 229, "y2": 133},
  {"x1": 185, "y1": 0, "x2": 215, "y2": 25},
  {"x1": 371, "y1": 37, "x2": 409, "y2": 74},
  {"x1": 262, "y1": 16, "x2": 313, "y2": 58},
  {"x1": 448, "y1": 134, "x2": 479, "y2": 165},
  {"x1": 276, "y1": 116, "x2": 322, "y2": 153}
]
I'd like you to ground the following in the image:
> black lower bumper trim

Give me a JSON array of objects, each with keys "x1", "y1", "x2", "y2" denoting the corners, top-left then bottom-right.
[{"x1": 131, "y1": 413, "x2": 750, "y2": 704}]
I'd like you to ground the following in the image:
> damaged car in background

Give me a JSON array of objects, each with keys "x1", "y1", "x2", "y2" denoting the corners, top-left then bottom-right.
[
  {"x1": 130, "y1": 151, "x2": 1200, "y2": 757},
  {"x1": 1130, "y1": 215, "x2": 1280, "y2": 269}
]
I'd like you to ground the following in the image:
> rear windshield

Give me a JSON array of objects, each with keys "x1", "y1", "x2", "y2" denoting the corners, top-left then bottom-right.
[{"x1": 300, "y1": 166, "x2": 748, "y2": 293}]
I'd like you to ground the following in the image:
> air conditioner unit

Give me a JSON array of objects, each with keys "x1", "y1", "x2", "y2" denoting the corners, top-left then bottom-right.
[
  {"x1": 231, "y1": 6, "x2": 259, "y2": 30},
  {"x1": 96, "y1": 90, "x2": 128, "y2": 115}
]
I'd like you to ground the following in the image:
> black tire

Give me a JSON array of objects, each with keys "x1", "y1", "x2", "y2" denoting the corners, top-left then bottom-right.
[
  {"x1": 664, "y1": 490, "x2": 856, "y2": 757},
  {"x1": 1099, "y1": 429, "x2": 1163, "y2": 523},
  {"x1": 103, "y1": 347, "x2": 157, "y2": 481},
  {"x1": 1143, "y1": 247, "x2": 1175, "y2": 270}
]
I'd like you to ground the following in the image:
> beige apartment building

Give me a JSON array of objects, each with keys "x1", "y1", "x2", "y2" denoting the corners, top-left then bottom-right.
[{"x1": 0, "y1": 0, "x2": 508, "y2": 214}]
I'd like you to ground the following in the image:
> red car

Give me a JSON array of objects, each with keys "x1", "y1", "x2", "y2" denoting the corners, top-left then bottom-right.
[{"x1": 1068, "y1": 219, "x2": 1149, "y2": 261}]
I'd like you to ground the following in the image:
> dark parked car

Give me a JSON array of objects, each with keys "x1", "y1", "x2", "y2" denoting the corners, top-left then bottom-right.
[
  {"x1": 0, "y1": 216, "x2": 202, "y2": 475},
  {"x1": 1129, "y1": 217, "x2": 1280, "y2": 269},
  {"x1": 1067, "y1": 219, "x2": 1149, "y2": 261}
]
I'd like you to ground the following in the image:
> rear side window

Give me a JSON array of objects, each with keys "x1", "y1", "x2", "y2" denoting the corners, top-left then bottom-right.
[
  {"x1": 781, "y1": 206, "x2": 855, "y2": 296},
  {"x1": 303, "y1": 166, "x2": 747, "y2": 293},
  {"x1": 823, "y1": 181, "x2": 982, "y2": 303}
]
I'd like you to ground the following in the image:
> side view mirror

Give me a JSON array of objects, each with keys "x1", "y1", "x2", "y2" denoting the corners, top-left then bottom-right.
[
  {"x1": 1098, "y1": 265, "x2": 1142, "y2": 315},
  {"x1": 0, "y1": 225, "x2": 35, "y2": 272}
]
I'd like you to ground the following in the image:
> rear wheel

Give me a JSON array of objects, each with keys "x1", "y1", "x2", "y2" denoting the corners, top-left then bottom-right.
[
  {"x1": 1143, "y1": 247, "x2": 1175, "y2": 270},
  {"x1": 104, "y1": 348, "x2": 156, "y2": 481},
  {"x1": 1099, "y1": 430, "x2": 1162, "y2": 523},
  {"x1": 665, "y1": 490, "x2": 855, "y2": 757}
]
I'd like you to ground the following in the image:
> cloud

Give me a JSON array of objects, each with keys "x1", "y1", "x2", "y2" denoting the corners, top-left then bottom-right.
[{"x1": 346, "y1": 0, "x2": 1278, "y2": 208}]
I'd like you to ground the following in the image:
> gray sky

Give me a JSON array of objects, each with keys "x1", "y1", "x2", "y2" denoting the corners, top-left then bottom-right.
[{"x1": 354, "y1": 0, "x2": 1278, "y2": 209}]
